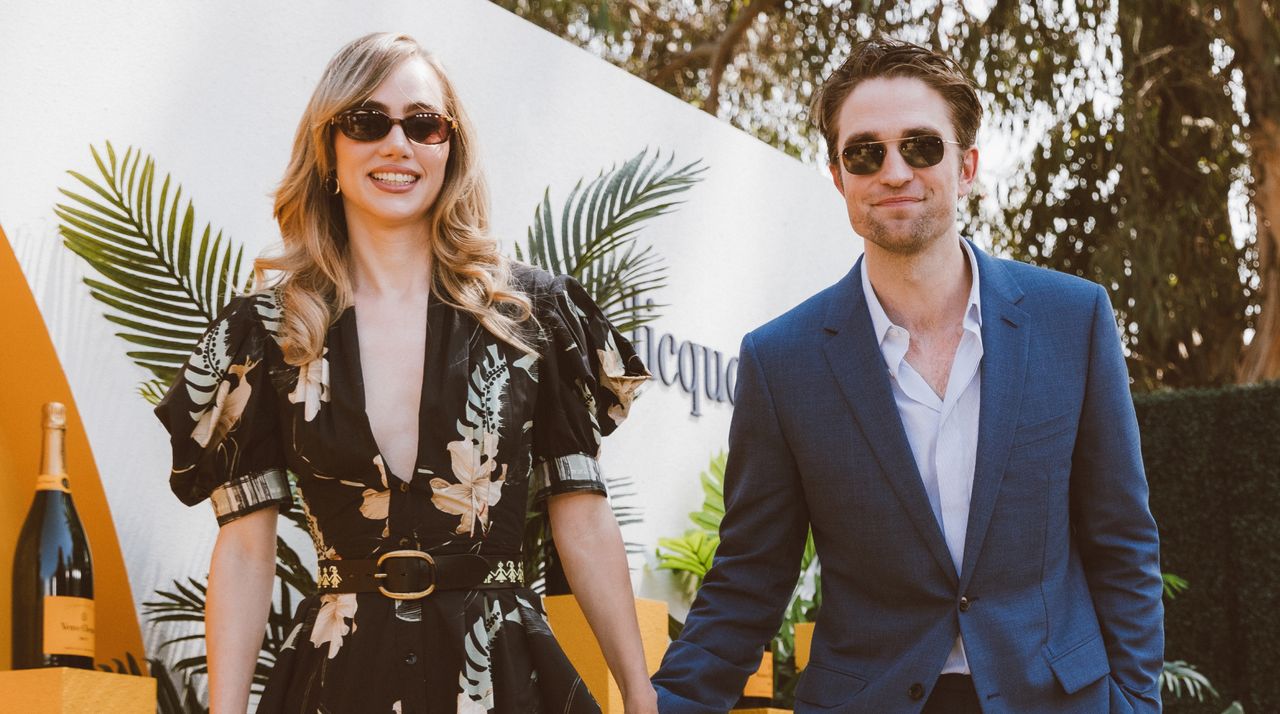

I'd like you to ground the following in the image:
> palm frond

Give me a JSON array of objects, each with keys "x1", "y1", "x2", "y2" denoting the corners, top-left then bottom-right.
[
  {"x1": 656, "y1": 529, "x2": 720, "y2": 597},
  {"x1": 150, "y1": 657, "x2": 209, "y2": 714},
  {"x1": 517, "y1": 148, "x2": 705, "y2": 333},
  {"x1": 55, "y1": 142, "x2": 248, "y2": 386},
  {"x1": 1162, "y1": 572, "x2": 1189, "y2": 600},
  {"x1": 1161, "y1": 660, "x2": 1219, "y2": 702},
  {"x1": 137, "y1": 378, "x2": 169, "y2": 405}
]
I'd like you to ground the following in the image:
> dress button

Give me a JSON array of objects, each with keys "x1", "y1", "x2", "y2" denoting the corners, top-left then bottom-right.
[
  {"x1": 404, "y1": 650, "x2": 417, "y2": 665},
  {"x1": 908, "y1": 682, "x2": 925, "y2": 700},
  {"x1": 959, "y1": 596, "x2": 971, "y2": 612}
]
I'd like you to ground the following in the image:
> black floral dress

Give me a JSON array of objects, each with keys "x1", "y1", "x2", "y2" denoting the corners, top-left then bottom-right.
[{"x1": 155, "y1": 264, "x2": 649, "y2": 714}]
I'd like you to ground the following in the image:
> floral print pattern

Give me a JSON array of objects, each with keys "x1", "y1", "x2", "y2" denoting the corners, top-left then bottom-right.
[
  {"x1": 287, "y1": 348, "x2": 330, "y2": 421},
  {"x1": 155, "y1": 266, "x2": 649, "y2": 714},
  {"x1": 309, "y1": 593, "x2": 358, "y2": 659},
  {"x1": 433, "y1": 426, "x2": 506, "y2": 536}
]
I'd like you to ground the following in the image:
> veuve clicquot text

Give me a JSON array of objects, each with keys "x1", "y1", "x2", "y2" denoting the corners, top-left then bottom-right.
[{"x1": 11, "y1": 402, "x2": 95, "y2": 669}]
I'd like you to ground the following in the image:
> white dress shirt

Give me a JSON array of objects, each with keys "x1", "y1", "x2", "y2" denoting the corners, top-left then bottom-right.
[{"x1": 860, "y1": 239, "x2": 983, "y2": 675}]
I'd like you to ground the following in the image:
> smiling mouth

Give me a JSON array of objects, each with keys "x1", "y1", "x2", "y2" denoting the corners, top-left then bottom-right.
[
  {"x1": 876, "y1": 196, "x2": 920, "y2": 204},
  {"x1": 369, "y1": 171, "x2": 420, "y2": 187}
]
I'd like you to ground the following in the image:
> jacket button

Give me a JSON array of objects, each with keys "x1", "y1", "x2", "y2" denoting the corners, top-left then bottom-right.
[
  {"x1": 908, "y1": 682, "x2": 925, "y2": 700},
  {"x1": 404, "y1": 650, "x2": 417, "y2": 665},
  {"x1": 959, "y1": 596, "x2": 971, "y2": 612},
  {"x1": 400, "y1": 481, "x2": 410, "y2": 493},
  {"x1": 399, "y1": 537, "x2": 412, "y2": 547}
]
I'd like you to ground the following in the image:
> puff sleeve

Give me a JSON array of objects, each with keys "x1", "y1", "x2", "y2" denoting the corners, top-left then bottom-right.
[
  {"x1": 154, "y1": 294, "x2": 291, "y2": 525},
  {"x1": 531, "y1": 275, "x2": 650, "y2": 502}
]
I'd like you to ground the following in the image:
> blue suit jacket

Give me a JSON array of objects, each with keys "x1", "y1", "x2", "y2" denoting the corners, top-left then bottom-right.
[{"x1": 653, "y1": 246, "x2": 1164, "y2": 713}]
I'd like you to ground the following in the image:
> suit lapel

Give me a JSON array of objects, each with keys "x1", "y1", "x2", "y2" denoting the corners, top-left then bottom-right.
[
  {"x1": 960, "y1": 247, "x2": 1029, "y2": 590},
  {"x1": 821, "y1": 259, "x2": 958, "y2": 585}
]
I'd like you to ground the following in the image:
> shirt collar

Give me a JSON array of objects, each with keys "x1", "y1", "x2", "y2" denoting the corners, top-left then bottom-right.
[{"x1": 860, "y1": 238, "x2": 984, "y2": 354}]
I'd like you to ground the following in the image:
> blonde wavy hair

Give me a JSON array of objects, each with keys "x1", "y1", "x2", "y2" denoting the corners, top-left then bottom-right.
[{"x1": 257, "y1": 32, "x2": 535, "y2": 365}]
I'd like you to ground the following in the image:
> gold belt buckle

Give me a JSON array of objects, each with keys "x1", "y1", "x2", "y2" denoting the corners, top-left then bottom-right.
[{"x1": 374, "y1": 550, "x2": 436, "y2": 599}]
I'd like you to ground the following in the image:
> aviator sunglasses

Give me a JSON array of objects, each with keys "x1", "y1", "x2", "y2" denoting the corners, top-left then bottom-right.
[
  {"x1": 331, "y1": 108, "x2": 457, "y2": 145},
  {"x1": 840, "y1": 135, "x2": 962, "y2": 175}
]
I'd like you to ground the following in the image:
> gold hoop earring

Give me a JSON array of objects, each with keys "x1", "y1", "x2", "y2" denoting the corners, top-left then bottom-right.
[{"x1": 325, "y1": 173, "x2": 341, "y2": 196}]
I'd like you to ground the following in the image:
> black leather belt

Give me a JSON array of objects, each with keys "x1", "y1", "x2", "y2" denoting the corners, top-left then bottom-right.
[{"x1": 316, "y1": 551, "x2": 524, "y2": 599}]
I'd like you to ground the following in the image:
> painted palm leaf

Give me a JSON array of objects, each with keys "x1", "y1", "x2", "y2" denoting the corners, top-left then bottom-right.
[
  {"x1": 55, "y1": 142, "x2": 247, "y2": 390},
  {"x1": 517, "y1": 148, "x2": 704, "y2": 333}
]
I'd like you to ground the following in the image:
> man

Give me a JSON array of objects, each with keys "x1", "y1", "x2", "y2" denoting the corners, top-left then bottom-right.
[{"x1": 652, "y1": 39, "x2": 1163, "y2": 713}]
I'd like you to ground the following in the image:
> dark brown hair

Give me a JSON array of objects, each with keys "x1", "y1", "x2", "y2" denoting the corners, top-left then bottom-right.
[{"x1": 811, "y1": 38, "x2": 982, "y2": 164}]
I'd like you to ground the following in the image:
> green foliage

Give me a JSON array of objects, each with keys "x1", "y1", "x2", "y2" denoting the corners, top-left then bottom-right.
[
  {"x1": 516, "y1": 147, "x2": 704, "y2": 333},
  {"x1": 688, "y1": 451, "x2": 726, "y2": 533},
  {"x1": 1162, "y1": 660, "x2": 1220, "y2": 703},
  {"x1": 55, "y1": 142, "x2": 249, "y2": 387},
  {"x1": 1136, "y1": 382, "x2": 1280, "y2": 713},
  {"x1": 963, "y1": 1, "x2": 1253, "y2": 391},
  {"x1": 656, "y1": 529, "x2": 720, "y2": 598},
  {"x1": 1164, "y1": 572, "x2": 1190, "y2": 600}
]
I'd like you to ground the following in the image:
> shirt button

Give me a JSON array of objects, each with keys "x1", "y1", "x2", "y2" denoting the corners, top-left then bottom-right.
[
  {"x1": 908, "y1": 682, "x2": 925, "y2": 700},
  {"x1": 404, "y1": 650, "x2": 417, "y2": 665},
  {"x1": 959, "y1": 596, "x2": 971, "y2": 612}
]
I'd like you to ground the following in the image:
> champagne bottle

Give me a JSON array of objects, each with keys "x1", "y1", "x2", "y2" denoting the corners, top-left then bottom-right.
[{"x1": 11, "y1": 402, "x2": 95, "y2": 669}]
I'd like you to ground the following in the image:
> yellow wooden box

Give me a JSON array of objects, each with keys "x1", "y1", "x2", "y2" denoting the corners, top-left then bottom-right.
[{"x1": 0, "y1": 667, "x2": 154, "y2": 712}]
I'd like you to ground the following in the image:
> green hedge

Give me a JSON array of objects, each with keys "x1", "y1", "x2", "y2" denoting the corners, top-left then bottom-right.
[{"x1": 1135, "y1": 381, "x2": 1280, "y2": 713}]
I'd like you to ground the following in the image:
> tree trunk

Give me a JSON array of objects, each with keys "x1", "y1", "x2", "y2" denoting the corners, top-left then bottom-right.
[
  {"x1": 1238, "y1": 121, "x2": 1280, "y2": 381},
  {"x1": 1231, "y1": 0, "x2": 1280, "y2": 381}
]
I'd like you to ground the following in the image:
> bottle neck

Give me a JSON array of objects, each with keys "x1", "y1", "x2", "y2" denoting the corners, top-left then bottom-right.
[{"x1": 37, "y1": 425, "x2": 70, "y2": 493}]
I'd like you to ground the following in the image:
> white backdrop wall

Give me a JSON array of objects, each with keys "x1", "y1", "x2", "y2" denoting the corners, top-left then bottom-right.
[{"x1": 0, "y1": 0, "x2": 859, "y2": 658}]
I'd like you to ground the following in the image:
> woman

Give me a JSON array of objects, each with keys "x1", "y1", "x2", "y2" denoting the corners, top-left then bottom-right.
[{"x1": 156, "y1": 33, "x2": 657, "y2": 714}]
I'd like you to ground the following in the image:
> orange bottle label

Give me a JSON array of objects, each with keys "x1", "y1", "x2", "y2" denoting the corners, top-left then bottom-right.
[
  {"x1": 35, "y1": 474, "x2": 71, "y2": 493},
  {"x1": 43, "y1": 595, "x2": 95, "y2": 658}
]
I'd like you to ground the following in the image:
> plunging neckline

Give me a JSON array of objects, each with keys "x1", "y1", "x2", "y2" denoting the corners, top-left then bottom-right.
[
  {"x1": 344, "y1": 293, "x2": 435, "y2": 485},
  {"x1": 338, "y1": 288, "x2": 478, "y2": 490}
]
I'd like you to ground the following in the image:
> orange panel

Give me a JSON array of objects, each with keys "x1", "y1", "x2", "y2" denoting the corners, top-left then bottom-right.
[
  {"x1": 0, "y1": 667, "x2": 155, "y2": 712},
  {"x1": 0, "y1": 223, "x2": 146, "y2": 672},
  {"x1": 794, "y1": 621, "x2": 814, "y2": 671}
]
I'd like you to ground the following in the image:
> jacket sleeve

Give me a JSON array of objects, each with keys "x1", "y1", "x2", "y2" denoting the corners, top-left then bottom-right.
[
  {"x1": 653, "y1": 332, "x2": 809, "y2": 713},
  {"x1": 1070, "y1": 284, "x2": 1165, "y2": 713}
]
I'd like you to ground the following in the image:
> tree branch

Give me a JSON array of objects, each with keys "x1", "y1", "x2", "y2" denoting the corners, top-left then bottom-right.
[
  {"x1": 704, "y1": 0, "x2": 786, "y2": 116},
  {"x1": 648, "y1": 43, "x2": 718, "y2": 84}
]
